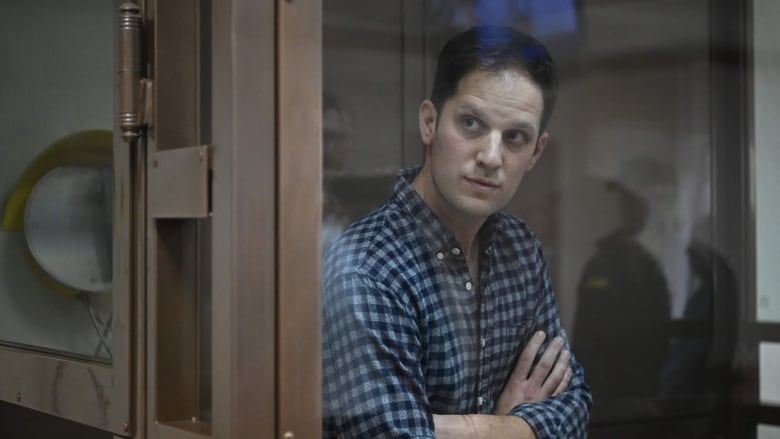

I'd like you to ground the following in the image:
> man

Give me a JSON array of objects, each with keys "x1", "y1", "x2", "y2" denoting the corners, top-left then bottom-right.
[{"x1": 322, "y1": 25, "x2": 591, "y2": 438}]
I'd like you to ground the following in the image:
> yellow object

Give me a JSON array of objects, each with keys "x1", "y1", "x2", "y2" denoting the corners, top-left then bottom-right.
[
  {"x1": 585, "y1": 276, "x2": 610, "y2": 290},
  {"x1": 2, "y1": 129, "x2": 112, "y2": 231},
  {"x1": 2, "y1": 129, "x2": 113, "y2": 297}
]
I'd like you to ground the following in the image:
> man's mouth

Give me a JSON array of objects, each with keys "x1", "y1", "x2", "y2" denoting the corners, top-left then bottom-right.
[{"x1": 465, "y1": 177, "x2": 500, "y2": 191}]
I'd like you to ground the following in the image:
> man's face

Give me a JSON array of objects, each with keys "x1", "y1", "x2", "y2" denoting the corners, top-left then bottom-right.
[{"x1": 418, "y1": 69, "x2": 548, "y2": 222}]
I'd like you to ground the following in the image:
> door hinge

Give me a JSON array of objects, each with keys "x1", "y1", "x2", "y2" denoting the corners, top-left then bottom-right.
[{"x1": 117, "y1": 2, "x2": 152, "y2": 143}]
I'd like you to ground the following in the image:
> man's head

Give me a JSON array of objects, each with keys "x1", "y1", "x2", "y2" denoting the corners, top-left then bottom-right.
[
  {"x1": 412, "y1": 26, "x2": 558, "y2": 227},
  {"x1": 430, "y1": 25, "x2": 558, "y2": 134}
]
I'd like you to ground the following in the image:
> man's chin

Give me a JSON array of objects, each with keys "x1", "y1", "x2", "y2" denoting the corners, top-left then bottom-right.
[{"x1": 456, "y1": 199, "x2": 502, "y2": 220}]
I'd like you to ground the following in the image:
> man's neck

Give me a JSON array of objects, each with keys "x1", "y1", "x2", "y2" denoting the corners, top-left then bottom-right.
[
  {"x1": 442, "y1": 215, "x2": 482, "y2": 282},
  {"x1": 411, "y1": 169, "x2": 485, "y2": 280}
]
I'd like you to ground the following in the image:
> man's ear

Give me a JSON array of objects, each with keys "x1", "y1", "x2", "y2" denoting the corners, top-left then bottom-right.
[
  {"x1": 419, "y1": 99, "x2": 437, "y2": 147},
  {"x1": 528, "y1": 131, "x2": 549, "y2": 171}
]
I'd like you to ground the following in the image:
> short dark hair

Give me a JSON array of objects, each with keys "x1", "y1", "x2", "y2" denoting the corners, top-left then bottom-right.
[{"x1": 430, "y1": 25, "x2": 559, "y2": 133}]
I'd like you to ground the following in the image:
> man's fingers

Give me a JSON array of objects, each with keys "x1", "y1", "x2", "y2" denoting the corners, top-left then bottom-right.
[
  {"x1": 510, "y1": 331, "x2": 545, "y2": 382},
  {"x1": 540, "y1": 348, "x2": 571, "y2": 396},
  {"x1": 553, "y1": 367, "x2": 573, "y2": 396},
  {"x1": 496, "y1": 332, "x2": 573, "y2": 412},
  {"x1": 528, "y1": 335, "x2": 564, "y2": 386}
]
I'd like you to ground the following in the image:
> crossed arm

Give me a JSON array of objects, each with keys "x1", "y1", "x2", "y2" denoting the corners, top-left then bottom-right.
[
  {"x1": 322, "y1": 272, "x2": 591, "y2": 438},
  {"x1": 434, "y1": 331, "x2": 573, "y2": 439}
]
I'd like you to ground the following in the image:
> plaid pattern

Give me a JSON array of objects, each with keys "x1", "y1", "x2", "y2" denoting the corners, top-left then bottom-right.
[{"x1": 322, "y1": 167, "x2": 591, "y2": 438}]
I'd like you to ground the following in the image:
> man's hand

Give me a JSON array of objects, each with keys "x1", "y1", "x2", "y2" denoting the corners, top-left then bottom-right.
[
  {"x1": 434, "y1": 333, "x2": 573, "y2": 437},
  {"x1": 493, "y1": 331, "x2": 573, "y2": 415}
]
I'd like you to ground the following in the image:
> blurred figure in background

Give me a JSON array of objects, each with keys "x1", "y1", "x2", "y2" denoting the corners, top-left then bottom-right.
[
  {"x1": 574, "y1": 157, "x2": 672, "y2": 403},
  {"x1": 657, "y1": 213, "x2": 738, "y2": 437}
]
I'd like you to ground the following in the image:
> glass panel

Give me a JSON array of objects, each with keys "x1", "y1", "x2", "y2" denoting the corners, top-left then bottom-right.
[
  {"x1": 760, "y1": 342, "x2": 780, "y2": 406},
  {"x1": 323, "y1": 0, "x2": 743, "y2": 437},
  {"x1": 322, "y1": 1, "x2": 405, "y2": 247},
  {"x1": 754, "y1": 0, "x2": 780, "y2": 324},
  {"x1": 759, "y1": 424, "x2": 780, "y2": 439},
  {"x1": 0, "y1": 1, "x2": 114, "y2": 362}
]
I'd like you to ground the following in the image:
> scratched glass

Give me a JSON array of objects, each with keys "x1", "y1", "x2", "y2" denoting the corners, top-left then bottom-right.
[{"x1": 0, "y1": 0, "x2": 114, "y2": 363}]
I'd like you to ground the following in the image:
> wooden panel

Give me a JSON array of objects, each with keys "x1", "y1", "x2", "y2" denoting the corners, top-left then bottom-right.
[
  {"x1": 148, "y1": 0, "x2": 206, "y2": 437},
  {"x1": 153, "y1": 220, "x2": 200, "y2": 422},
  {"x1": 209, "y1": 0, "x2": 277, "y2": 437},
  {"x1": 153, "y1": 0, "x2": 198, "y2": 150},
  {"x1": 278, "y1": 0, "x2": 323, "y2": 438}
]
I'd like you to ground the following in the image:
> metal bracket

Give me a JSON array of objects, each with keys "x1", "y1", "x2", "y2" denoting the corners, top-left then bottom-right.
[{"x1": 148, "y1": 146, "x2": 211, "y2": 218}]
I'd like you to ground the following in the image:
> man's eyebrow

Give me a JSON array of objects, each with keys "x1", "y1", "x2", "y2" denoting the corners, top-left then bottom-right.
[
  {"x1": 508, "y1": 120, "x2": 537, "y2": 133},
  {"x1": 456, "y1": 102, "x2": 485, "y2": 116}
]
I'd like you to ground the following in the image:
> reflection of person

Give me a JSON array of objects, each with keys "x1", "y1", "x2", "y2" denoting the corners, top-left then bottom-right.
[
  {"x1": 322, "y1": 93, "x2": 351, "y2": 251},
  {"x1": 322, "y1": 25, "x2": 591, "y2": 438},
  {"x1": 658, "y1": 215, "x2": 738, "y2": 434},
  {"x1": 573, "y1": 159, "x2": 672, "y2": 401},
  {"x1": 323, "y1": 93, "x2": 350, "y2": 172}
]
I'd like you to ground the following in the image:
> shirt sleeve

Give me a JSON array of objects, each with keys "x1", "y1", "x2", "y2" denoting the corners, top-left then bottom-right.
[
  {"x1": 322, "y1": 270, "x2": 435, "y2": 439},
  {"x1": 509, "y1": 247, "x2": 593, "y2": 439}
]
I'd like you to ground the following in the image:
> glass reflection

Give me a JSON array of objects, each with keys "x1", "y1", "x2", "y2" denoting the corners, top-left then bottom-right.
[
  {"x1": 323, "y1": 0, "x2": 743, "y2": 436},
  {"x1": 573, "y1": 157, "x2": 737, "y2": 420},
  {"x1": 322, "y1": 93, "x2": 352, "y2": 251},
  {"x1": 0, "y1": 0, "x2": 114, "y2": 362},
  {"x1": 574, "y1": 158, "x2": 674, "y2": 402}
]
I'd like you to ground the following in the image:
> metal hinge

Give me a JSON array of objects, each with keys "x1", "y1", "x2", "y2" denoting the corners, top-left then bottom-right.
[{"x1": 117, "y1": 2, "x2": 152, "y2": 143}]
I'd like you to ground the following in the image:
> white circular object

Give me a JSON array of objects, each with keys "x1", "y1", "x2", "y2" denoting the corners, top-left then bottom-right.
[{"x1": 24, "y1": 166, "x2": 113, "y2": 293}]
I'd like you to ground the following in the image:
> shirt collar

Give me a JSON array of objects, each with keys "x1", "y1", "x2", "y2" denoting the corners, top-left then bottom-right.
[{"x1": 393, "y1": 166, "x2": 500, "y2": 256}]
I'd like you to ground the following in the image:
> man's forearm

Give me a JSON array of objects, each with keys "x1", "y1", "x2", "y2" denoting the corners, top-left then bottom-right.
[{"x1": 433, "y1": 414, "x2": 536, "y2": 439}]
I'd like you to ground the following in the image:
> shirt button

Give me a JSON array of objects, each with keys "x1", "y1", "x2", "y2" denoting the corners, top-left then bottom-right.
[
  {"x1": 465, "y1": 281, "x2": 473, "y2": 291},
  {"x1": 477, "y1": 396, "x2": 484, "y2": 407},
  {"x1": 481, "y1": 337, "x2": 486, "y2": 348},
  {"x1": 436, "y1": 252, "x2": 445, "y2": 260},
  {"x1": 451, "y1": 247, "x2": 462, "y2": 256}
]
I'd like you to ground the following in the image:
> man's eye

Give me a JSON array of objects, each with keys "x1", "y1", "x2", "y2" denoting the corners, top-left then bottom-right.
[
  {"x1": 462, "y1": 116, "x2": 481, "y2": 131},
  {"x1": 505, "y1": 130, "x2": 527, "y2": 145}
]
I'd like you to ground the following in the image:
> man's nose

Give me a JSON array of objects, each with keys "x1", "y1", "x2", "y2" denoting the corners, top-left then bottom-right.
[{"x1": 476, "y1": 131, "x2": 502, "y2": 169}]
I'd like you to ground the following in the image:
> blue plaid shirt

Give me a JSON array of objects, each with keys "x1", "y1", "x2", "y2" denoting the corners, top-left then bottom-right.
[{"x1": 322, "y1": 167, "x2": 591, "y2": 438}]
